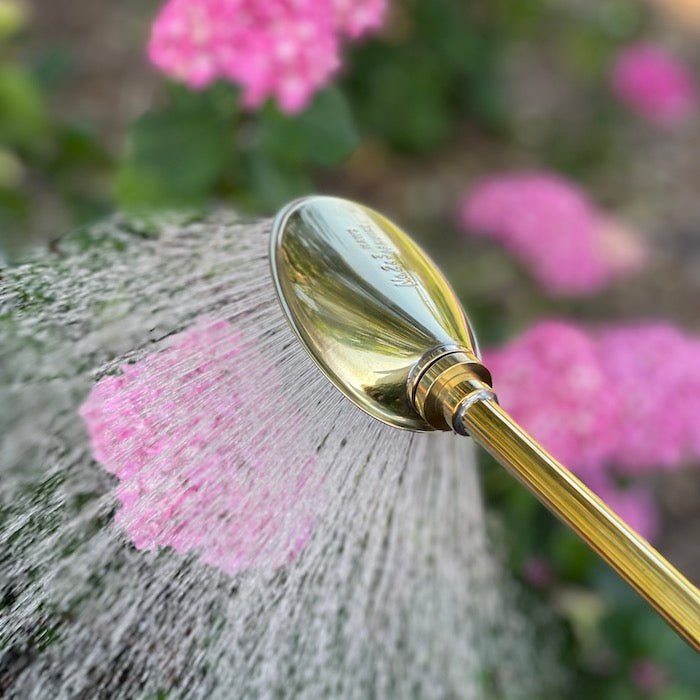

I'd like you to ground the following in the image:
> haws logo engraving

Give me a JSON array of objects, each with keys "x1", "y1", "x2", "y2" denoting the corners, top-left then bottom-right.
[{"x1": 346, "y1": 214, "x2": 417, "y2": 288}]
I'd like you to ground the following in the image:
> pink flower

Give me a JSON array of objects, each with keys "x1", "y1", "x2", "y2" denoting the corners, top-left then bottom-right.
[
  {"x1": 598, "y1": 324, "x2": 699, "y2": 472},
  {"x1": 686, "y1": 338, "x2": 700, "y2": 458},
  {"x1": 459, "y1": 172, "x2": 646, "y2": 296},
  {"x1": 610, "y1": 43, "x2": 697, "y2": 127},
  {"x1": 80, "y1": 319, "x2": 322, "y2": 574},
  {"x1": 483, "y1": 322, "x2": 621, "y2": 479},
  {"x1": 484, "y1": 320, "x2": 700, "y2": 542},
  {"x1": 148, "y1": 0, "x2": 387, "y2": 113},
  {"x1": 333, "y1": 0, "x2": 387, "y2": 38}
]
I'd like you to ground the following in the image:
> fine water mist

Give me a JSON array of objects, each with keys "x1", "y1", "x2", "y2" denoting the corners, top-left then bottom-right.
[{"x1": 1, "y1": 212, "x2": 563, "y2": 698}]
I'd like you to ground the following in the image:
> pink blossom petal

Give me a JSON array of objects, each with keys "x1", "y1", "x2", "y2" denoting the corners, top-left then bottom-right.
[
  {"x1": 610, "y1": 43, "x2": 698, "y2": 127},
  {"x1": 484, "y1": 320, "x2": 700, "y2": 543},
  {"x1": 595, "y1": 215, "x2": 649, "y2": 276},
  {"x1": 483, "y1": 321, "x2": 621, "y2": 479},
  {"x1": 148, "y1": 0, "x2": 386, "y2": 114},
  {"x1": 332, "y1": 0, "x2": 387, "y2": 38},
  {"x1": 598, "y1": 323, "x2": 697, "y2": 472},
  {"x1": 459, "y1": 172, "x2": 645, "y2": 296},
  {"x1": 80, "y1": 319, "x2": 322, "y2": 574}
]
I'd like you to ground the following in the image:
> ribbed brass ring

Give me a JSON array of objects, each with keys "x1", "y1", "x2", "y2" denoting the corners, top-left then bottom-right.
[{"x1": 412, "y1": 351, "x2": 493, "y2": 431}]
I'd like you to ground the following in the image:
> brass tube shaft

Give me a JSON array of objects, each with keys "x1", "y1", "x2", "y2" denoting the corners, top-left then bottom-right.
[{"x1": 460, "y1": 398, "x2": 700, "y2": 652}]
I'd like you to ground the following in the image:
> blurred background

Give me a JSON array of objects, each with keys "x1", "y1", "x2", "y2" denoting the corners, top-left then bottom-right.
[{"x1": 2, "y1": 0, "x2": 700, "y2": 695}]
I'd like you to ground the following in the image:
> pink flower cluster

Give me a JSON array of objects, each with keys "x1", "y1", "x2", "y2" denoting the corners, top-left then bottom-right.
[
  {"x1": 599, "y1": 324, "x2": 700, "y2": 472},
  {"x1": 80, "y1": 319, "x2": 321, "y2": 574},
  {"x1": 610, "y1": 43, "x2": 698, "y2": 127},
  {"x1": 148, "y1": 0, "x2": 387, "y2": 113},
  {"x1": 459, "y1": 172, "x2": 647, "y2": 296},
  {"x1": 483, "y1": 321, "x2": 700, "y2": 540},
  {"x1": 332, "y1": 0, "x2": 387, "y2": 38},
  {"x1": 484, "y1": 323, "x2": 620, "y2": 479}
]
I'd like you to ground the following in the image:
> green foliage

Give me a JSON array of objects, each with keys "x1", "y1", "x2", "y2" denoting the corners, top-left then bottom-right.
[
  {"x1": 115, "y1": 83, "x2": 237, "y2": 211},
  {"x1": 0, "y1": 0, "x2": 524, "y2": 249},
  {"x1": 117, "y1": 106, "x2": 231, "y2": 209},
  {"x1": 0, "y1": 27, "x2": 111, "y2": 259},
  {"x1": 0, "y1": 64, "x2": 48, "y2": 148},
  {"x1": 343, "y1": 0, "x2": 507, "y2": 152},
  {"x1": 481, "y1": 453, "x2": 699, "y2": 699},
  {"x1": 244, "y1": 87, "x2": 358, "y2": 210},
  {"x1": 115, "y1": 84, "x2": 358, "y2": 214},
  {"x1": 258, "y1": 87, "x2": 358, "y2": 167}
]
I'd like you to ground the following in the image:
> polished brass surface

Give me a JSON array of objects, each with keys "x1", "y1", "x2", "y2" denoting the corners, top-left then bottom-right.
[
  {"x1": 271, "y1": 195, "x2": 700, "y2": 650},
  {"x1": 460, "y1": 399, "x2": 700, "y2": 651},
  {"x1": 270, "y1": 196, "x2": 489, "y2": 430},
  {"x1": 413, "y1": 354, "x2": 494, "y2": 431}
]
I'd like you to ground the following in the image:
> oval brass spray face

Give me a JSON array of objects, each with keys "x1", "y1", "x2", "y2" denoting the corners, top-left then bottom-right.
[
  {"x1": 270, "y1": 196, "x2": 492, "y2": 431},
  {"x1": 271, "y1": 196, "x2": 700, "y2": 651}
]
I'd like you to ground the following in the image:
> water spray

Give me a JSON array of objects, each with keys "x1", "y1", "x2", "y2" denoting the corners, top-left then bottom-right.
[
  {"x1": 270, "y1": 195, "x2": 700, "y2": 650},
  {"x1": 1, "y1": 199, "x2": 696, "y2": 695},
  {"x1": 5, "y1": 208, "x2": 570, "y2": 697}
]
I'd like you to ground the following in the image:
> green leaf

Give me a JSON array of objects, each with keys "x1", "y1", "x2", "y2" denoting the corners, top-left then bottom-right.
[
  {"x1": 32, "y1": 47, "x2": 75, "y2": 91},
  {"x1": 116, "y1": 107, "x2": 230, "y2": 210},
  {"x1": 296, "y1": 87, "x2": 359, "y2": 165},
  {"x1": 345, "y1": 45, "x2": 453, "y2": 152},
  {"x1": 550, "y1": 527, "x2": 595, "y2": 582},
  {"x1": 243, "y1": 150, "x2": 312, "y2": 213},
  {"x1": 0, "y1": 66, "x2": 49, "y2": 148},
  {"x1": 260, "y1": 87, "x2": 359, "y2": 167},
  {"x1": 167, "y1": 81, "x2": 242, "y2": 121}
]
